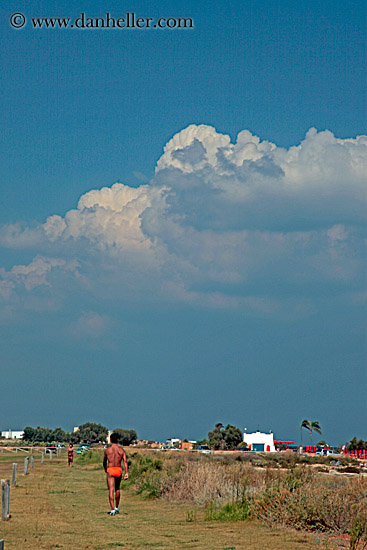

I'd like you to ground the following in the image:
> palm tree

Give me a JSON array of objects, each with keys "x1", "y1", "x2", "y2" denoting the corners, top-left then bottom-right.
[
  {"x1": 309, "y1": 421, "x2": 322, "y2": 448},
  {"x1": 301, "y1": 420, "x2": 322, "y2": 448},
  {"x1": 300, "y1": 419, "x2": 310, "y2": 449}
]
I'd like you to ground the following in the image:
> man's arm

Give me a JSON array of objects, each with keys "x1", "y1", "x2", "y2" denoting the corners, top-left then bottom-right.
[
  {"x1": 103, "y1": 450, "x2": 108, "y2": 473},
  {"x1": 122, "y1": 449, "x2": 129, "y2": 480}
]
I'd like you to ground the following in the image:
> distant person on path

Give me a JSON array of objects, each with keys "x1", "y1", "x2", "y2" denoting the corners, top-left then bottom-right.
[
  {"x1": 103, "y1": 432, "x2": 129, "y2": 516},
  {"x1": 67, "y1": 443, "x2": 75, "y2": 467}
]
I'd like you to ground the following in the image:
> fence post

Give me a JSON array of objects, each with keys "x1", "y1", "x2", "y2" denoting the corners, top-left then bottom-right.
[
  {"x1": 49, "y1": 451, "x2": 52, "y2": 461},
  {"x1": 0, "y1": 538, "x2": 4, "y2": 549},
  {"x1": 11, "y1": 464, "x2": 17, "y2": 487},
  {"x1": 1, "y1": 479, "x2": 10, "y2": 520},
  {"x1": 30, "y1": 456, "x2": 34, "y2": 470},
  {"x1": 41, "y1": 452, "x2": 44, "y2": 464},
  {"x1": 24, "y1": 456, "x2": 29, "y2": 475},
  {"x1": 57, "y1": 447, "x2": 61, "y2": 457}
]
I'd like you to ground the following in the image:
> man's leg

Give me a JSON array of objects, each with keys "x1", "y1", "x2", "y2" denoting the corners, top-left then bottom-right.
[
  {"x1": 115, "y1": 476, "x2": 122, "y2": 510},
  {"x1": 107, "y1": 474, "x2": 116, "y2": 511}
]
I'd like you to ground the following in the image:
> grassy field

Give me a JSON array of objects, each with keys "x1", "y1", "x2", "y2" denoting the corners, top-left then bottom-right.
[{"x1": 0, "y1": 450, "x2": 353, "y2": 550}]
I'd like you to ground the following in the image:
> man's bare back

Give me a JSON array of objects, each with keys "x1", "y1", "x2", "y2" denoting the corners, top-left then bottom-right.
[{"x1": 104, "y1": 444, "x2": 125, "y2": 467}]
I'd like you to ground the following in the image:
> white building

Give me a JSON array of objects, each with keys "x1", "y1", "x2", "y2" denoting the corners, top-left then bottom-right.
[
  {"x1": 1, "y1": 430, "x2": 24, "y2": 440},
  {"x1": 243, "y1": 430, "x2": 275, "y2": 452}
]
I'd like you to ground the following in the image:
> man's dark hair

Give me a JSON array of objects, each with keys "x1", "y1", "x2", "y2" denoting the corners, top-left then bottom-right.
[{"x1": 110, "y1": 432, "x2": 120, "y2": 444}]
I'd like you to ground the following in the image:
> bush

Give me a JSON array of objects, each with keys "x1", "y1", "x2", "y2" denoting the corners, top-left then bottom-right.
[
  {"x1": 349, "y1": 512, "x2": 367, "y2": 550},
  {"x1": 205, "y1": 500, "x2": 251, "y2": 522},
  {"x1": 124, "y1": 452, "x2": 165, "y2": 497},
  {"x1": 76, "y1": 450, "x2": 104, "y2": 466},
  {"x1": 253, "y1": 470, "x2": 367, "y2": 536}
]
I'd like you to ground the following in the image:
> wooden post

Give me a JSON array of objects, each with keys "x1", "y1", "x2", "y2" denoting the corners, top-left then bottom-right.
[
  {"x1": 49, "y1": 450, "x2": 52, "y2": 461},
  {"x1": 57, "y1": 447, "x2": 61, "y2": 457},
  {"x1": 41, "y1": 452, "x2": 44, "y2": 464},
  {"x1": 24, "y1": 456, "x2": 29, "y2": 475},
  {"x1": 11, "y1": 464, "x2": 17, "y2": 487},
  {"x1": 1, "y1": 480, "x2": 5, "y2": 520},
  {"x1": 1, "y1": 479, "x2": 10, "y2": 520},
  {"x1": 30, "y1": 456, "x2": 34, "y2": 470},
  {"x1": 6, "y1": 481, "x2": 9, "y2": 518}
]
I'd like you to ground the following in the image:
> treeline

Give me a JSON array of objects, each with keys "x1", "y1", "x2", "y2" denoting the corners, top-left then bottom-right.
[
  {"x1": 22, "y1": 422, "x2": 137, "y2": 446},
  {"x1": 347, "y1": 437, "x2": 367, "y2": 451}
]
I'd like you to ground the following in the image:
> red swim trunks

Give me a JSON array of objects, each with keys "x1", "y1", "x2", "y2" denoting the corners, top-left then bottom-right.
[{"x1": 107, "y1": 467, "x2": 122, "y2": 477}]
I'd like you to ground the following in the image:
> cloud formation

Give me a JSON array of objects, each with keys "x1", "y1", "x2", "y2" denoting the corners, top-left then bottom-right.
[
  {"x1": 0, "y1": 255, "x2": 80, "y2": 292},
  {"x1": 0, "y1": 125, "x2": 366, "y2": 316}
]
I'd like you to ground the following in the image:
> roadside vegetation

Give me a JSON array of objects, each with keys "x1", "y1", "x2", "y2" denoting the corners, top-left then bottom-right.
[{"x1": 75, "y1": 448, "x2": 367, "y2": 548}]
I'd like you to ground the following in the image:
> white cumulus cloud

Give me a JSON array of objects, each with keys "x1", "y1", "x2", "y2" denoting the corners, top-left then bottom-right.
[{"x1": 0, "y1": 125, "x2": 366, "y2": 316}]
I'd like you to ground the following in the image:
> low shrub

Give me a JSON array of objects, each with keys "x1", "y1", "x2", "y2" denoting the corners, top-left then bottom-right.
[
  {"x1": 125, "y1": 452, "x2": 166, "y2": 497},
  {"x1": 76, "y1": 450, "x2": 104, "y2": 465},
  {"x1": 253, "y1": 470, "x2": 367, "y2": 538},
  {"x1": 349, "y1": 512, "x2": 367, "y2": 550},
  {"x1": 205, "y1": 500, "x2": 251, "y2": 522}
]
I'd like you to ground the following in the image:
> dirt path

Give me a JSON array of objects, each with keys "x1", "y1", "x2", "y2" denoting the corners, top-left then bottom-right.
[{"x1": 0, "y1": 454, "x2": 321, "y2": 550}]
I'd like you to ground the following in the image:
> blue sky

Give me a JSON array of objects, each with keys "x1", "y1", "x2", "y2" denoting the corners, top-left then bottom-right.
[{"x1": 1, "y1": 0, "x2": 366, "y2": 445}]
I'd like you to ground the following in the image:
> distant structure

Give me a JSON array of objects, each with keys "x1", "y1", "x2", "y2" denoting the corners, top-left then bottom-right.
[
  {"x1": 181, "y1": 440, "x2": 196, "y2": 451},
  {"x1": 243, "y1": 429, "x2": 275, "y2": 452},
  {"x1": 1, "y1": 429, "x2": 24, "y2": 440},
  {"x1": 166, "y1": 438, "x2": 181, "y2": 447}
]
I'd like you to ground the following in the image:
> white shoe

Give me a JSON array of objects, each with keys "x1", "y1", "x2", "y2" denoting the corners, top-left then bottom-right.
[
  {"x1": 115, "y1": 507, "x2": 120, "y2": 514},
  {"x1": 109, "y1": 510, "x2": 116, "y2": 516}
]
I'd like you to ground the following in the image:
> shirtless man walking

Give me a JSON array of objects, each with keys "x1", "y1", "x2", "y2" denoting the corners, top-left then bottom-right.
[
  {"x1": 103, "y1": 432, "x2": 129, "y2": 516},
  {"x1": 67, "y1": 443, "x2": 75, "y2": 467}
]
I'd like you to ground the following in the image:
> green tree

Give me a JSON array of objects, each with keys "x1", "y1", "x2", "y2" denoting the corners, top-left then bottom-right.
[
  {"x1": 67, "y1": 431, "x2": 81, "y2": 444},
  {"x1": 51, "y1": 427, "x2": 66, "y2": 442},
  {"x1": 34, "y1": 427, "x2": 52, "y2": 442},
  {"x1": 77, "y1": 422, "x2": 108, "y2": 444},
  {"x1": 113, "y1": 429, "x2": 137, "y2": 446},
  {"x1": 208, "y1": 423, "x2": 243, "y2": 450},
  {"x1": 23, "y1": 426, "x2": 35, "y2": 442},
  {"x1": 309, "y1": 421, "x2": 322, "y2": 448},
  {"x1": 300, "y1": 419, "x2": 310, "y2": 449},
  {"x1": 208, "y1": 423, "x2": 225, "y2": 449},
  {"x1": 223, "y1": 425, "x2": 243, "y2": 450},
  {"x1": 301, "y1": 420, "x2": 321, "y2": 448}
]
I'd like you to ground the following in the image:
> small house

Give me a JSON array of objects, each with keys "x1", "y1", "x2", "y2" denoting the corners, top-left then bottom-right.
[{"x1": 243, "y1": 430, "x2": 275, "y2": 452}]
